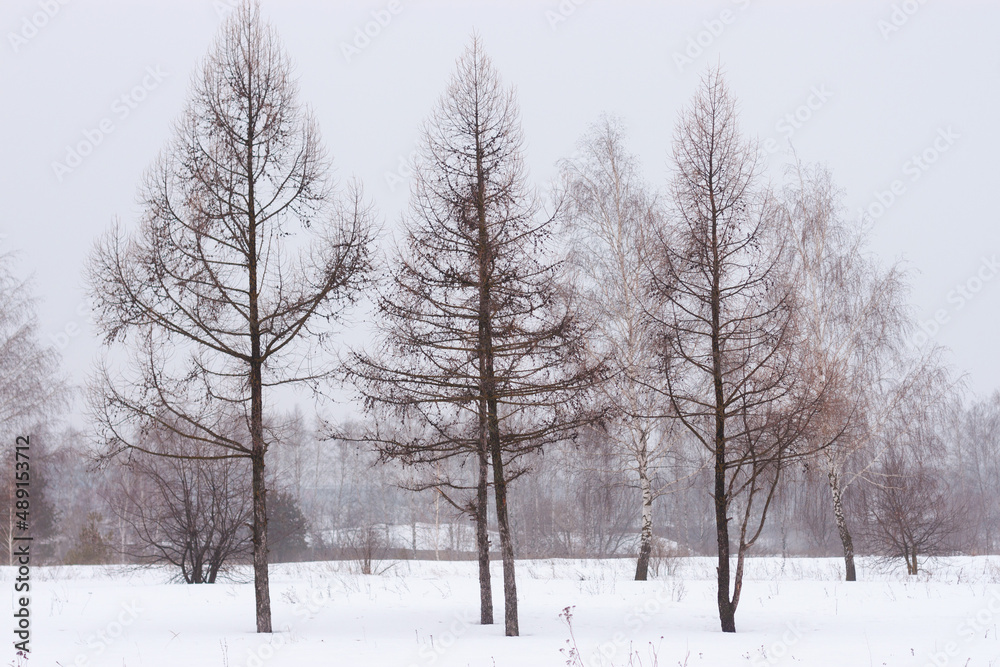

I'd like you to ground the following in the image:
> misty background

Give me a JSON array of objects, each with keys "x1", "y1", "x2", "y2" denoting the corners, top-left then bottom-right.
[{"x1": 1, "y1": 0, "x2": 998, "y2": 426}]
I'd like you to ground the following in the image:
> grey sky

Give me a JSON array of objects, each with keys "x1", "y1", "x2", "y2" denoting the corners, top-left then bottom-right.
[{"x1": 2, "y1": 0, "x2": 998, "y2": 425}]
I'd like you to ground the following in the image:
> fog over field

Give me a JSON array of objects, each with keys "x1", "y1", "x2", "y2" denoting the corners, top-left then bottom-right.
[
  {"x1": 2, "y1": 0, "x2": 999, "y2": 412},
  {"x1": 1, "y1": 2, "x2": 999, "y2": 665}
]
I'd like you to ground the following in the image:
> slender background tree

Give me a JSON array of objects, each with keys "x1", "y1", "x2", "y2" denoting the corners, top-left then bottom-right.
[
  {"x1": 559, "y1": 116, "x2": 678, "y2": 580},
  {"x1": 781, "y1": 163, "x2": 915, "y2": 581},
  {"x1": 0, "y1": 254, "x2": 69, "y2": 565}
]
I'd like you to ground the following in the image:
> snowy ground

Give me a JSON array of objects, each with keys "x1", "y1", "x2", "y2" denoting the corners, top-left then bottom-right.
[{"x1": 5, "y1": 556, "x2": 1000, "y2": 667}]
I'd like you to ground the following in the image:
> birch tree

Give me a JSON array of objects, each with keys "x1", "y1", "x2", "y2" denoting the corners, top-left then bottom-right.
[
  {"x1": 783, "y1": 164, "x2": 906, "y2": 580},
  {"x1": 782, "y1": 163, "x2": 951, "y2": 581},
  {"x1": 0, "y1": 254, "x2": 68, "y2": 432},
  {"x1": 559, "y1": 117, "x2": 677, "y2": 580},
  {"x1": 0, "y1": 255, "x2": 69, "y2": 565}
]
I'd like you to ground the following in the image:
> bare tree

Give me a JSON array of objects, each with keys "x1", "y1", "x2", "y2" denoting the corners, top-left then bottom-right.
[
  {"x1": 648, "y1": 69, "x2": 824, "y2": 632},
  {"x1": 781, "y1": 163, "x2": 919, "y2": 581},
  {"x1": 859, "y1": 403, "x2": 965, "y2": 575},
  {"x1": 0, "y1": 256, "x2": 69, "y2": 564},
  {"x1": 953, "y1": 392, "x2": 1000, "y2": 554},
  {"x1": 86, "y1": 1, "x2": 373, "y2": 632},
  {"x1": 108, "y1": 422, "x2": 252, "y2": 583},
  {"x1": 0, "y1": 255, "x2": 68, "y2": 431},
  {"x1": 347, "y1": 36, "x2": 603, "y2": 636},
  {"x1": 559, "y1": 116, "x2": 680, "y2": 580}
]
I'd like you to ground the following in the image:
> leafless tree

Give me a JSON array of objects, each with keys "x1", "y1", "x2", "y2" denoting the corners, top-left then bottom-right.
[
  {"x1": 108, "y1": 422, "x2": 252, "y2": 583},
  {"x1": 86, "y1": 1, "x2": 373, "y2": 632},
  {"x1": 559, "y1": 116, "x2": 682, "y2": 580},
  {"x1": 0, "y1": 256, "x2": 69, "y2": 564},
  {"x1": 346, "y1": 36, "x2": 603, "y2": 636},
  {"x1": 344, "y1": 523, "x2": 393, "y2": 575},
  {"x1": 648, "y1": 69, "x2": 825, "y2": 632},
  {"x1": 781, "y1": 163, "x2": 924, "y2": 581},
  {"x1": 0, "y1": 255, "x2": 69, "y2": 432},
  {"x1": 858, "y1": 397, "x2": 965, "y2": 575},
  {"x1": 953, "y1": 392, "x2": 1000, "y2": 554}
]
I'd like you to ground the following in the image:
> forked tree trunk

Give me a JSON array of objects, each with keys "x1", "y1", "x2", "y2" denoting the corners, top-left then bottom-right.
[
  {"x1": 475, "y1": 120, "x2": 518, "y2": 637},
  {"x1": 714, "y1": 453, "x2": 736, "y2": 633},
  {"x1": 711, "y1": 229, "x2": 736, "y2": 633},
  {"x1": 488, "y1": 417, "x2": 518, "y2": 637},
  {"x1": 249, "y1": 407, "x2": 271, "y2": 632},
  {"x1": 477, "y1": 248, "x2": 518, "y2": 636},
  {"x1": 475, "y1": 432, "x2": 494, "y2": 625},
  {"x1": 828, "y1": 469, "x2": 857, "y2": 582},
  {"x1": 634, "y1": 448, "x2": 654, "y2": 581}
]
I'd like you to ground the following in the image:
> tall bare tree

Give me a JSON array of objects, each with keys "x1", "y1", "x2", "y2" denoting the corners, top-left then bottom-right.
[
  {"x1": 648, "y1": 69, "x2": 823, "y2": 632},
  {"x1": 781, "y1": 164, "x2": 917, "y2": 581},
  {"x1": 347, "y1": 36, "x2": 602, "y2": 636},
  {"x1": 559, "y1": 117, "x2": 678, "y2": 580},
  {"x1": 87, "y1": 1, "x2": 373, "y2": 632}
]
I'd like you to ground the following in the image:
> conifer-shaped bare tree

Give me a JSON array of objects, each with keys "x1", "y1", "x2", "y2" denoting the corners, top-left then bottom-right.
[
  {"x1": 87, "y1": 1, "x2": 373, "y2": 633},
  {"x1": 649, "y1": 69, "x2": 824, "y2": 632},
  {"x1": 348, "y1": 36, "x2": 602, "y2": 636}
]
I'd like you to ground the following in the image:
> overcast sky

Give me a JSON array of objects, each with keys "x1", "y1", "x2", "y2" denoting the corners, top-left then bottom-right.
[{"x1": 2, "y1": 0, "x2": 998, "y2": 425}]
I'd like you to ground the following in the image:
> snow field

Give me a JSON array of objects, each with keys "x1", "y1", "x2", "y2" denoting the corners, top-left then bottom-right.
[{"x1": 4, "y1": 556, "x2": 999, "y2": 667}]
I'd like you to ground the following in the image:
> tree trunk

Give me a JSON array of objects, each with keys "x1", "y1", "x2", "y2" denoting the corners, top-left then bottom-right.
[
  {"x1": 907, "y1": 547, "x2": 918, "y2": 575},
  {"x1": 247, "y1": 149, "x2": 272, "y2": 632},
  {"x1": 250, "y1": 418, "x2": 271, "y2": 632},
  {"x1": 476, "y1": 430, "x2": 494, "y2": 625},
  {"x1": 474, "y1": 123, "x2": 518, "y2": 637},
  {"x1": 714, "y1": 451, "x2": 736, "y2": 632},
  {"x1": 488, "y1": 413, "x2": 519, "y2": 637},
  {"x1": 634, "y1": 447, "x2": 653, "y2": 581},
  {"x1": 828, "y1": 469, "x2": 857, "y2": 582},
  {"x1": 710, "y1": 218, "x2": 736, "y2": 633}
]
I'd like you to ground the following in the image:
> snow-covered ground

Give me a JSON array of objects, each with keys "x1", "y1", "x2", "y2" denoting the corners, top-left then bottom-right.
[{"x1": 6, "y1": 556, "x2": 1000, "y2": 667}]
